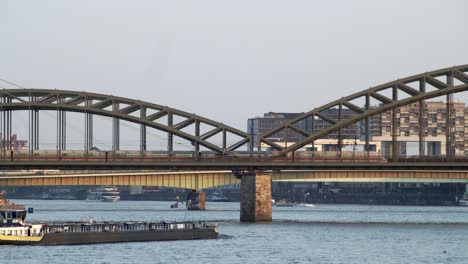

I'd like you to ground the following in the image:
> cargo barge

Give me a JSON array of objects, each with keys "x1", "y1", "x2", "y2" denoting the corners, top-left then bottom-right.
[{"x1": 0, "y1": 193, "x2": 218, "y2": 245}]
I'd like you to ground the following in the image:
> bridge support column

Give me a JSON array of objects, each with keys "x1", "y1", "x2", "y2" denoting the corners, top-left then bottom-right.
[
  {"x1": 112, "y1": 102, "x2": 120, "y2": 156},
  {"x1": 240, "y1": 173, "x2": 272, "y2": 222}
]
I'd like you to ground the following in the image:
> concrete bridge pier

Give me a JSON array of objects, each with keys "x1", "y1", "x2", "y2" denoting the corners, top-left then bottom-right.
[{"x1": 240, "y1": 172, "x2": 272, "y2": 222}]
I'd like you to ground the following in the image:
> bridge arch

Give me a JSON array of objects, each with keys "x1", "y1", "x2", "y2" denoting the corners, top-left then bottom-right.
[
  {"x1": 260, "y1": 65, "x2": 468, "y2": 157},
  {"x1": 0, "y1": 89, "x2": 252, "y2": 155}
]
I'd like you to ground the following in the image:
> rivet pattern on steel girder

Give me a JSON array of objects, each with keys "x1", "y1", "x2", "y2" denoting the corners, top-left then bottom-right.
[
  {"x1": 259, "y1": 65, "x2": 468, "y2": 155},
  {"x1": 0, "y1": 89, "x2": 253, "y2": 154}
]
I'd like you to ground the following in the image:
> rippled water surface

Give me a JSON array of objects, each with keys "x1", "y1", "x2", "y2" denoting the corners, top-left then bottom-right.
[{"x1": 1, "y1": 200, "x2": 468, "y2": 264}]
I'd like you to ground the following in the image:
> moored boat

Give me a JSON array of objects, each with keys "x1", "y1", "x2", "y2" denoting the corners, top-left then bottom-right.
[{"x1": 0, "y1": 193, "x2": 218, "y2": 245}]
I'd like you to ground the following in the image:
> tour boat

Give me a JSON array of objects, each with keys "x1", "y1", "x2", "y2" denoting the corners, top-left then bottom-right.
[{"x1": 0, "y1": 194, "x2": 218, "y2": 245}]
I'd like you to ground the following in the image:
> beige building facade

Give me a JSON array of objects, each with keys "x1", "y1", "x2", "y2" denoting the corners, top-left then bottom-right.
[{"x1": 373, "y1": 101, "x2": 466, "y2": 156}]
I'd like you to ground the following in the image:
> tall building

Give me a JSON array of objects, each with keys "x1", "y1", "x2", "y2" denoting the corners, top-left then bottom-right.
[
  {"x1": 248, "y1": 101, "x2": 468, "y2": 156},
  {"x1": 247, "y1": 112, "x2": 311, "y2": 148},
  {"x1": 370, "y1": 101, "x2": 466, "y2": 156},
  {"x1": 314, "y1": 109, "x2": 360, "y2": 140},
  {"x1": 247, "y1": 110, "x2": 360, "y2": 149}
]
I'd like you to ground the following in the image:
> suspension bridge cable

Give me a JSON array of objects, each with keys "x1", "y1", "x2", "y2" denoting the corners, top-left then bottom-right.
[{"x1": 0, "y1": 78, "x2": 26, "y2": 88}]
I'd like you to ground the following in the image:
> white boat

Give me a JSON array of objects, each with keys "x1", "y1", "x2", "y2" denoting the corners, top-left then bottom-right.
[
  {"x1": 208, "y1": 191, "x2": 230, "y2": 202},
  {"x1": 87, "y1": 186, "x2": 120, "y2": 202}
]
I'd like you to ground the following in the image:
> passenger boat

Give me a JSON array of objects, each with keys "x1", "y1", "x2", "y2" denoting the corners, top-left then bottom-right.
[
  {"x1": 0, "y1": 194, "x2": 218, "y2": 245},
  {"x1": 86, "y1": 186, "x2": 120, "y2": 202}
]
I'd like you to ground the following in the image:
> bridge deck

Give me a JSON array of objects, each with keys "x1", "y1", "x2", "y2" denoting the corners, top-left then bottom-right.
[
  {"x1": 0, "y1": 161, "x2": 468, "y2": 171},
  {"x1": 1, "y1": 169, "x2": 468, "y2": 188}
]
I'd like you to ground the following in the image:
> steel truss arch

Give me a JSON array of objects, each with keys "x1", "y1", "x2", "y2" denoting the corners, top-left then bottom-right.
[
  {"x1": 260, "y1": 65, "x2": 468, "y2": 155},
  {"x1": 0, "y1": 89, "x2": 253, "y2": 154}
]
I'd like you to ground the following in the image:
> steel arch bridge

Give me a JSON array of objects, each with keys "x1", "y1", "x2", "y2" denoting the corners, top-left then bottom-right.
[
  {"x1": 0, "y1": 64, "x2": 467, "y2": 170},
  {"x1": 0, "y1": 89, "x2": 253, "y2": 156},
  {"x1": 259, "y1": 64, "x2": 468, "y2": 159}
]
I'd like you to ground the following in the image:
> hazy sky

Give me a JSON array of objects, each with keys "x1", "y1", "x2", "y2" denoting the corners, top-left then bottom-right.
[{"x1": 1, "y1": 0, "x2": 468, "y2": 149}]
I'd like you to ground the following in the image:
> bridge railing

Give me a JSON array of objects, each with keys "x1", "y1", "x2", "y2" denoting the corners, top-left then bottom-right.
[
  {"x1": 389, "y1": 155, "x2": 468, "y2": 163},
  {"x1": 3, "y1": 149, "x2": 466, "y2": 163},
  {"x1": 0, "y1": 150, "x2": 389, "y2": 163}
]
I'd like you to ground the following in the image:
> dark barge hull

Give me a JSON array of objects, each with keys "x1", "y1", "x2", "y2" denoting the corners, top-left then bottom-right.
[{"x1": 4, "y1": 229, "x2": 218, "y2": 246}]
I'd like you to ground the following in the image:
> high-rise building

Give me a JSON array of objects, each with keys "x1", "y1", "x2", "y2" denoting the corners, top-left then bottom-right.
[
  {"x1": 369, "y1": 101, "x2": 466, "y2": 156},
  {"x1": 248, "y1": 101, "x2": 468, "y2": 156},
  {"x1": 247, "y1": 112, "x2": 311, "y2": 148},
  {"x1": 247, "y1": 110, "x2": 360, "y2": 149},
  {"x1": 314, "y1": 109, "x2": 360, "y2": 140}
]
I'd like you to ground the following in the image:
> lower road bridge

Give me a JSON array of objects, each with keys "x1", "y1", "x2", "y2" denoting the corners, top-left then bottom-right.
[
  {"x1": 2, "y1": 169, "x2": 468, "y2": 188},
  {"x1": 1, "y1": 169, "x2": 468, "y2": 222}
]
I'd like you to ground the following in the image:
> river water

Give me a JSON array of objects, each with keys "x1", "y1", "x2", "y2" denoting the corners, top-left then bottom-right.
[{"x1": 1, "y1": 200, "x2": 468, "y2": 264}]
